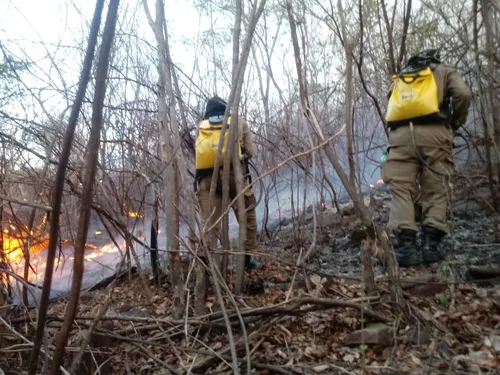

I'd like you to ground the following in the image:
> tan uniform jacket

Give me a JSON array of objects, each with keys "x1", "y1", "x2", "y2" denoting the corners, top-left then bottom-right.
[{"x1": 387, "y1": 64, "x2": 472, "y2": 148}]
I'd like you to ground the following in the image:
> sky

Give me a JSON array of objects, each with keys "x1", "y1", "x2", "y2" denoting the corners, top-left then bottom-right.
[
  {"x1": 0, "y1": 0, "x2": 200, "y2": 45},
  {"x1": 0, "y1": 0, "x2": 333, "y2": 107},
  {"x1": 0, "y1": 0, "x2": 205, "y2": 81}
]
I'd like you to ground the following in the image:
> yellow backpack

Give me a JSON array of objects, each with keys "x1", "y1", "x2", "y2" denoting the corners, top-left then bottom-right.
[
  {"x1": 195, "y1": 116, "x2": 242, "y2": 170},
  {"x1": 386, "y1": 67, "x2": 441, "y2": 127}
]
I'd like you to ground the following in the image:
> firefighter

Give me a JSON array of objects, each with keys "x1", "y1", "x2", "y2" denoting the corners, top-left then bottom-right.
[
  {"x1": 383, "y1": 49, "x2": 472, "y2": 267},
  {"x1": 195, "y1": 96, "x2": 258, "y2": 270}
]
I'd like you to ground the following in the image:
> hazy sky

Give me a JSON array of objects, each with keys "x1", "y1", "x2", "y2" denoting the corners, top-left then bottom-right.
[{"x1": 0, "y1": 0, "x2": 206, "y2": 70}]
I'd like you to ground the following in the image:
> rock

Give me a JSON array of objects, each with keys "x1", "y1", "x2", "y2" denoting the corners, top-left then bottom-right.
[{"x1": 343, "y1": 323, "x2": 393, "y2": 346}]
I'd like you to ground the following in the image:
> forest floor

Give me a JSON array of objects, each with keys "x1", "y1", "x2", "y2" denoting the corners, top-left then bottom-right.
[{"x1": 2, "y1": 175, "x2": 500, "y2": 375}]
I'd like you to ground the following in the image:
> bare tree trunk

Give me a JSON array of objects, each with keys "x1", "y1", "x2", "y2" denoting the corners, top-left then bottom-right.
[
  {"x1": 397, "y1": 0, "x2": 412, "y2": 71},
  {"x1": 220, "y1": 0, "x2": 244, "y2": 283},
  {"x1": 232, "y1": 152, "x2": 247, "y2": 295},
  {"x1": 218, "y1": 0, "x2": 267, "y2": 294},
  {"x1": 49, "y1": 1, "x2": 119, "y2": 373},
  {"x1": 150, "y1": 193, "x2": 160, "y2": 285},
  {"x1": 287, "y1": 0, "x2": 403, "y2": 311},
  {"x1": 379, "y1": 0, "x2": 397, "y2": 75},
  {"x1": 345, "y1": 41, "x2": 356, "y2": 189},
  {"x1": 362, "y1": 239, "x2": 376, "y2": 294},
  {"x1": 232, "y1": 0, "x2": 242, "y2": 82},
  {"x1": 482, "y1": 0, "x2": 500, "y2": 188},
  {"x1": 473, "y1": 0, "x2": 500, "y2": 211},
  {"x1": 143, "y1": 0, "x2": 187, "y2": 319},
  {"x1": 169, "y1": 158, "x2": 184, "y2": 317},
  {"x1": 337, "y1": 0, "x2": 357, "y2": 190},
  {"x1": 161, "y1": 18, "x2": 197, "y2": 255},
  {"x1": 27, "y1": 1, "x2": 105, "y2": 373},
  {"x1": 22, "y1": 132, "x2": 55, "y2": 306},
  {"x1": 355, "y1": 0, "x2": 388, "y2": 137}
]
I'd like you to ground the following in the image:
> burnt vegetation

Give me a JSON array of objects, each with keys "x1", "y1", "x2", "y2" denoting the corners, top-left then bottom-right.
[{"x1": 0, "y1": 0, "x2": 499, "y2": 374}]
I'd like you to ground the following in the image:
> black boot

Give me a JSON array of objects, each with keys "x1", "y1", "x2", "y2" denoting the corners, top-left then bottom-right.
[
  {"x1": 396, "y1": 229, "x2": 421, "y2": 267},
  {"x1": 422, "y1": 226, "x2": 446, "y2": 264}
]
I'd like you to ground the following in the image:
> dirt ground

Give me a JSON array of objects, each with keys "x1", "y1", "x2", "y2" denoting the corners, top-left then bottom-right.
[{"x1": 2, "y1": 178, "x2": 500, "y2": 374}]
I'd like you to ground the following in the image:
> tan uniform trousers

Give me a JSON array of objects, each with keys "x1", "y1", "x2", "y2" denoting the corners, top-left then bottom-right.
[
  {"x1": 382, "y1": 144, "x2": 453, "y2": 234},
  {"x1": 196, "y1": 167, "x2": 258, "y2": 253}
]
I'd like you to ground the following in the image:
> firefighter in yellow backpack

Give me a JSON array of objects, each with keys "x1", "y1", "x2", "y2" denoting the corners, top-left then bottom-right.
[
  {"x1": 195, "y1": 96, "x2": 259, "y2": 271},
  {"x1": 383, "y1": 49, "x2": 472, "y2": 267}
]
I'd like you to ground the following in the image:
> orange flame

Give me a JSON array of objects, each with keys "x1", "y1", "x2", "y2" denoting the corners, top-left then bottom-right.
[
  {"x1": 377, "y1": 179, "x2": 384, "y2": 184},
  {"x1": 369, "y1": 184, "x2": 375, "y2": 188},
  {"x1": 84, "y1": 243, "x2": 120, "y2": 262},
  {"x1": 2, "y1": 234, "x2": 49, "y2": 263},
  {"x1": 127, "y1": 211, "x2": 144, "y2": 218}
]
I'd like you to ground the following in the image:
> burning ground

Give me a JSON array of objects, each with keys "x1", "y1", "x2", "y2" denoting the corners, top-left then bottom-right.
[{"x1": 1, "y1": 177, "x2": 500, "y2": 375}]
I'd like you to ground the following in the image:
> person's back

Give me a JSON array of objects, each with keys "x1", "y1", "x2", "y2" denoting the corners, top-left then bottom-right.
[
  {"x1": 195, "y1": 97, "x2": 254, "y2": 176},
  {"x1": 383, "y1": 49, "x2": 472, "y2": 267},
  {"x1": 194, "y1": 96, "x2": 259, "y2": 312}
]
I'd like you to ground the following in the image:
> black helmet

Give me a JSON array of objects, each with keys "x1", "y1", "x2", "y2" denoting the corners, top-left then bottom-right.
[
  {"x1": 401, "y1": 49, "x2": 442, "y2": 75},
  {"x1": 204, "y1": 96, "x2": 227, "y2": 119},
  {"x1": 418, "y1": 49, "x2": 441, "y2": 62}
]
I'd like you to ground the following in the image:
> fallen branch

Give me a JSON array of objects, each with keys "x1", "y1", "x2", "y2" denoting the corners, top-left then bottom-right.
[
  {"x1": 35, "y1": 295, "x2": 391, "y2": 330},
  {"x1": 212, "y1": 296, "x2": 392, "y2": 323},
  {"x1": 466, "y1": 266, "x2": 500, "y2": 280}
]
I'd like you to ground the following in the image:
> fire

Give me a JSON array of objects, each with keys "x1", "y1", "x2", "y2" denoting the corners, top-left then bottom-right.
[
  {"x1": 369, "y1": 179, "x2": 385, "y2": 189},
  {"x1": 39, "y1": 213, "x2": 48, "y2": 227},
  {"x1": 127, "y1": 211, "x2": 144, "y2": 218},
  {"x1": 95, "y1": 231, "x2": 102, "y2": 235},
  {"x1": 2, "y1": 234, "x2": 49, "y2": 263},
  {"x1": 84, "y1": 243, "x2": 120, "y2": 262}
]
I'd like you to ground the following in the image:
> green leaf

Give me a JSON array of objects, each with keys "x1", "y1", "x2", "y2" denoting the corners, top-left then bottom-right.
[
  {"x1": 439, "y1": 294, "x2": 448, "y2": 305},
  {"x1": 438, "y1": 262, "x2": 449, "y2": 272}
]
